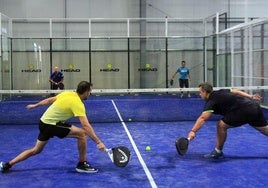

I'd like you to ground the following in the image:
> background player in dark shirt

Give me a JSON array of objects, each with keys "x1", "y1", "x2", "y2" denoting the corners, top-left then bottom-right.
[
  {"x1": 49, "y1": 66, "x2": 64, "y2": 90},
  {"x1": 188, "y1": 82, "x2": 268, "y2": 159}
]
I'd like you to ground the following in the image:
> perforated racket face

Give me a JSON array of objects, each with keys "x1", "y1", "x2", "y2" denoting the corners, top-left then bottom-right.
[
  {"x1": 175, "y1": 137, "x2": 189, "y2": 156},
  {"x1": 112, "y1": 146, "x2": 131, "y2": 167}
]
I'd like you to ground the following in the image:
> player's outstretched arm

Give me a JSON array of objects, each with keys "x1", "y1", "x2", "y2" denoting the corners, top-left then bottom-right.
[
  {"x1": 26, "y1": 97, "x2": 56, "y2": 109},
  {"x1": 231, "y1": 89, "x2": 262, "y2": 100},
  {"x1": 188, "y1": 112, "x2": 211, "y2": 140},
  {"x1": 79, "y1": 116, "x2": 106, "y2": 151}
]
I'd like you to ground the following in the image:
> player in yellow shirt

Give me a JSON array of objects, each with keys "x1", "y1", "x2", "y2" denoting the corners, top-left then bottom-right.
[{"x1": 0, "y1": 81, "x2": 106, "y2": 173}]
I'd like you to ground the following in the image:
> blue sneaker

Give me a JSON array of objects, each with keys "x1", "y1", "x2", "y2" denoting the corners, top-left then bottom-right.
[
  {"x1": 204, "y1": 149, "x2": 224, "y2": 159},
  {"x1": 0, "y1": 162, "x2": 11, "y2": 173}
]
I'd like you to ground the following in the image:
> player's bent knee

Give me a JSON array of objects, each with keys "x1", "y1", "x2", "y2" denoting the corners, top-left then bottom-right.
[
  {"x1": 217, "y1": 121, "x2": 229, "y2": 130},
  {"x1": 31, "y1": 148, "x2": 43, "y2": 155},
  {"x1": 254, "y1": 126, "x2": 268, "y2": 136},
  {"x1": 77, "y1": 129, "x2": 87, "y2": 140}
]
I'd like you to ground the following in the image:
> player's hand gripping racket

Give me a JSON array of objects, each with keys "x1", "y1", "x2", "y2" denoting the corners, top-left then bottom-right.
[
  {"x1": 175, "y1": 137, "x2": 190, "y2": 156},
  {"x1": 105, "y1": 146, "x2": 131, "y2": 167}
]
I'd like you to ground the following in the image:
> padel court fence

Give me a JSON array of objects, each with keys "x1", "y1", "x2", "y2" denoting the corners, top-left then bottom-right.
[
  {"x1": 1, "y1": 13, "x2": 268, "y2": 92},
  {"x1": 1, "y1": 13, "x2": 268, "y2": 105}
]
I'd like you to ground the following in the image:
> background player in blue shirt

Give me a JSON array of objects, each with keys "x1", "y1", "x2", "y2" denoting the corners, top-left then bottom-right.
[{"x1": 171, "y1": 60, "x2": 191, "y2": 98}]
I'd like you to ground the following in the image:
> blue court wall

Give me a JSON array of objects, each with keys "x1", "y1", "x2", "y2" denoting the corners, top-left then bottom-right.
[{"x1": 1, "y1": 95, "x2": 268, "y2": 125}]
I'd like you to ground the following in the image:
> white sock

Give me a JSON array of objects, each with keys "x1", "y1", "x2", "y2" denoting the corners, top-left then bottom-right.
[{"x1": 215, "y1": 148, "x2": 221, "y2": 153}]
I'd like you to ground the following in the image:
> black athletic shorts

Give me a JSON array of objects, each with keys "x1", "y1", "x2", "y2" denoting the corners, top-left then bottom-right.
[
  {"x1": 179, "y1": 79, "x2": 189, "y2": 88},
  {"x1": 222, "y1": 103, "x2": 267, "y2": 127},
  {"x1": 38, "y1": 120, "x2": 71, "y2": 141}
]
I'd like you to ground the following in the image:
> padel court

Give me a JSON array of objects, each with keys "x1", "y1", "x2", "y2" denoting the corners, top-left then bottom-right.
[{"x1": 0, "y1": 94, "x2": 267, "y2": 188}]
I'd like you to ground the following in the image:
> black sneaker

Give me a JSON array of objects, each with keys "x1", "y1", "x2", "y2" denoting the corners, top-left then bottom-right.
[
  {"x1": 75, "y1": 161, "x2": 98, "y2": 173},
  {"x1": 0, "y1": 162, "x2": 11, "y2": 173},
  {"x1": 204, "y1": 149, "x2": 224, "y2": 159}
]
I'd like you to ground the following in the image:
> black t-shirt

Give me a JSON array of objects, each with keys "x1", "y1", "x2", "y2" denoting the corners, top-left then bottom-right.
[{"x1": 203, "y1": 89, "x2": 253, "y2": 115}]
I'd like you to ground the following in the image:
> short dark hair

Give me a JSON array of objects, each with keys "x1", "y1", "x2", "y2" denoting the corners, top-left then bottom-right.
[
  {"x1": 198, "y1": 82, "x2": 213, "y2": 94},
  {"x1": 76, "y1": 81, "x2": 92, "y2": 94}
]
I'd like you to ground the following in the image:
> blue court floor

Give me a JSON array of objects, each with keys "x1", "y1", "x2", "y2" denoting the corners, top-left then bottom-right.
[
  {"x1": 0, "y1": 95, "x2": 268, "y2": 187},
  {"x1": 0, "y1": 121, "x2": 267, "y2": 188}
]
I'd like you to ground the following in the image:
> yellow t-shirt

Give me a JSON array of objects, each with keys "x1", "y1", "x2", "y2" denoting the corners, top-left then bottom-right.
[{"x1": 40, "y1": 91, "x2": 86, "y2": 125}]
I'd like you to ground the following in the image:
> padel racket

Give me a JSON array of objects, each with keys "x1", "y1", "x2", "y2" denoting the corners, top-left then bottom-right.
[
  {"x1": 170, "y1": 79, "x2": 174, "y2": 86},
  {"x1": 105, "y1": 146, "x2": 131, "y2": 167},
  {"x1": 175, "y1": 137, "x2": 190, "y2": 156}
]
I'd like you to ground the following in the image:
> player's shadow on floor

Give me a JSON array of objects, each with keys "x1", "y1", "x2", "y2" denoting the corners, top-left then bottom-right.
[
  {"x1": 166, "y1": 151, "x2": 268, "y2": 164},
  {"x1": 224, "y1": 155, "x2": 268, "y2": 160},
  {"x1": 6, "y1": 167, "x2": 77, "y2": 174}
]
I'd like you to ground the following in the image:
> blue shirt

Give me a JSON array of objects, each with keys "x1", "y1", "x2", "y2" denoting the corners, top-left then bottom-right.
[{"x1": 177, "y1": 67, "x2": 189, "y2": 79}]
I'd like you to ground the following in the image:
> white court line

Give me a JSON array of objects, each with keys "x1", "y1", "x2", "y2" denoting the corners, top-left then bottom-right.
[{"x1": 111, "y1": 100, "x2": 157, "y2": 188}]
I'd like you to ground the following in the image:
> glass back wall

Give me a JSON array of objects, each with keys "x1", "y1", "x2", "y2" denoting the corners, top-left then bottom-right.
[{"x1": 6, "y1": 37, "x2": 204, "y2": 90}]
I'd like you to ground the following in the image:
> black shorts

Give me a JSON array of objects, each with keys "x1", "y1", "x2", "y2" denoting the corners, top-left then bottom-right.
[
  {"x1": 179, "y1": 79, "x2": 189, "y2": 88},
  {"x1": 38, "y1": 120, "x2": 71, "y2": 141},
  {"x1": 222, "y1": 103, "x2": 267, "y2": 127},
  {"x1": 52, "y1": 83, "x2": 64, "y2": 90}
]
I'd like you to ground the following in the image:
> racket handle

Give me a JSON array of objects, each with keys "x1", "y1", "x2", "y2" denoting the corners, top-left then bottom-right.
[
  {"x1": 106, "y1": 148, "x2": 114, "y2": 162},
  {"x1": 105, "y1": 148, "x2": 110, "y2": 152}
]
